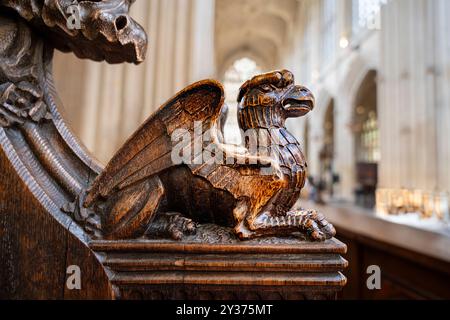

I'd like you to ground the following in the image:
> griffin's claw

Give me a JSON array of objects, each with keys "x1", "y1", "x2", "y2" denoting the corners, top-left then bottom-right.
[
  {"x1": 325, "y1": 224, "x2": 336, "y2": 237},
  {"x1": 304, "y1": 219, "x2": 314, "y2": 229},
  {"x1": 310, "y1": 230, "x2": 322, "y2": 241},
  {"x1": 187, "y1": 222, "x2": 197, "y2": 233},
  {"x1": 316, "y1": 213, "x2": 325, "y2": 221},
  {"x1": 171, "y1": 229, "x2": 183, "y2": 240}
]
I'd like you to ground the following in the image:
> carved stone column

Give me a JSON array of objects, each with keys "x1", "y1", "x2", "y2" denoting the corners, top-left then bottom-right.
[
  {"x1": 433, "y1": 0, "x2": 450, "y2": 193},
  {"x1": 378, "y1": 0, "x2": 449, "y2": 191},
  {"x1": 53, "y1": 0, "x2": 217, "y2": 163}
]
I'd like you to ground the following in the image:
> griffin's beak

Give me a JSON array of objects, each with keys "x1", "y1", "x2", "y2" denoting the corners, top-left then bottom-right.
[{"x1": 282, "y1": 85, "x2": 315, "y2": 118}]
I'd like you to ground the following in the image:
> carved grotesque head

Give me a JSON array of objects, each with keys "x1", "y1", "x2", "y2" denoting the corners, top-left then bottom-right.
[
  {"x1": 2, "y1": 0, "x2": 147, "y2": 64},
  {"x1": 237, "y1": 70, "x2": 314, "y2": 129}
]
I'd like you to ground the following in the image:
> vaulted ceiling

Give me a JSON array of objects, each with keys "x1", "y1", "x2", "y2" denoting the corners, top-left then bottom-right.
[{"x1": 215, "y1": 0, "x2": 299, "y2": 76}]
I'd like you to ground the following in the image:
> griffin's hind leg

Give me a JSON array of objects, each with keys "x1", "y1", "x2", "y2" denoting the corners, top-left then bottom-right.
[
  {"x1": 145, "y1": 212, "x2": 197, "y2": 240},
  {"x1": 244, "y1": 209, "x2": 336, "y2": 241},
  {"x1": 233, "y1": 199, "x2": 257, "y2": 239},
  {"x1": 102, "y1": 176, "x2": 164, "y2": 239}
]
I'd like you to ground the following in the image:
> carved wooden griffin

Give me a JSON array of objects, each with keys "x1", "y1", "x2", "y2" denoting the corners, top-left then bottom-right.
[{"x1": 84, "y1": 70, "x2": 336, "y2": 241}]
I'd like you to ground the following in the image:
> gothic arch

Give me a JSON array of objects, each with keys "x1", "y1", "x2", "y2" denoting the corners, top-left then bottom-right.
[
  {"x1": 315, "y1": 87, "x2": 335, "y2": 129},
  {"x1": 352, "y1": 69, "x2": 379, "y2": 208},
  {"x1": 219, "y1": 50, "x2": 270, "y2": 79},
  {"x1": 321, "y1": 56, "x2": 377, "y2": 201},
  {"x1": 215, "y1": 0, "x2": 298, "y2": 81},
  {"x1": 340, "y1": 56, "x2": 376, "y2": 114}
]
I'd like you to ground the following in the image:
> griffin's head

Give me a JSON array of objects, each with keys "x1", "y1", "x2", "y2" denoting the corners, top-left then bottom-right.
[
  {"x1": 237, "y1": 70, "x2": 314, "y2": 129},
  {"x1": 3, "y1": 0, "x2": 147, "y2": 64}
]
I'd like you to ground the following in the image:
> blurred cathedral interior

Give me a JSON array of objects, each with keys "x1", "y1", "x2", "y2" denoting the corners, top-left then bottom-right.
[{"x1": 52, "y1": 0, "x2": 450, "y2": 299}]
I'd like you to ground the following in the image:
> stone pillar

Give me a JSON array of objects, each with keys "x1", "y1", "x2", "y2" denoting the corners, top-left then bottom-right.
[
  {"x1": 338, "y1": 0, "x2": 353, "y2": 43},
  {"x1": 332, "y1": 0, "x2": 357, "y2": 202},
  {"x1": 307, "y1": 115, "x2": 324, "y2": 180},
  {"x1": 379, "y1": 0, "x2": 449, "y2": 192},
  {"x1": 53, "y1": 0, "x2": 217, "y2": 163},
  {"x1": 334, "y1": 96, "x2": 356, "y2": 201},
  {"x1": 309, "y1": 0, "x2": 321, "y2": 80},
  {"x1": 189, "y1": 0, "x2": 217, "y2": 82},
  {"x1": 434, "y1": 0, "x2": 450, "y2": 193}
]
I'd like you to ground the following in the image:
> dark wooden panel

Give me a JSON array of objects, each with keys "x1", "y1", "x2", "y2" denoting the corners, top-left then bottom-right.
[
  {"x1": 0, "y1": 147, "x2": 67, "y2": 299},
  {"x1": 0, "y1": 148, "x2": 112, "y2": 299},
  {"x1": 63, "y1": 232, "x2": 114, "y2": 299},
  {"x1": 336, "y1": 231, "x2": 362, "y2": 299},
  {"x1": 91, "y1": 237, "x2": 347, "y2": 300},
  {"x1": 337, "y1": 227, "x2": 450, "y2": 300}
]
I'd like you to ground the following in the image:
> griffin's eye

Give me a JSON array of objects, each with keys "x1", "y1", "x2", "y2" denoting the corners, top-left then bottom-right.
[{"x1": 261, "y1": 84, "x2": 272, "y2": 92}]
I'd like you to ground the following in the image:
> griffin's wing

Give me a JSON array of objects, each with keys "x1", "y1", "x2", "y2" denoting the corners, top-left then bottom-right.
[{"x1": 84, "y1": 80, "x2": 225, "y2": 206}]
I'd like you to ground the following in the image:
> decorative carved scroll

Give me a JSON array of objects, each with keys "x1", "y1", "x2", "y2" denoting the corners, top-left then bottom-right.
[
  {"x1": 0, "y1": 0, "x2": 147, "y2": 242},
  {"x1": 2, "y1": 0, "x2": 147, "y2": 63}
]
